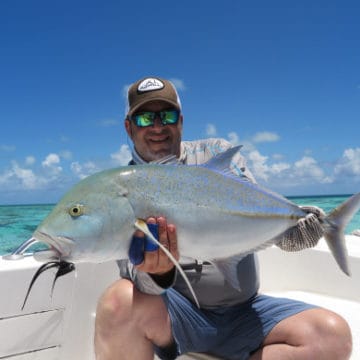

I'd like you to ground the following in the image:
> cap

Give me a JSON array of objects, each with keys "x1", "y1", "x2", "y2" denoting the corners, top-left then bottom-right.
[{"x1": 126, "y1": 77, "x2": 181, "y2": 116}]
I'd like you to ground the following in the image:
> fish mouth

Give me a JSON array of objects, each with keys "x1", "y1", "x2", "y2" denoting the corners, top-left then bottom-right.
[{"x1": 33, "y1": 231, "x2": 75, "y2": 258}]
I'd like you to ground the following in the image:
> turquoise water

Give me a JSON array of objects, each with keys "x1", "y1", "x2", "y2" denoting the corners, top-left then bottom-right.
[
  {"x1": 0, "y1": 195, "x2": 359, "y2": 256},
  {"x1": 0, "y1": 204, "x2": 54, "y2": 255}
]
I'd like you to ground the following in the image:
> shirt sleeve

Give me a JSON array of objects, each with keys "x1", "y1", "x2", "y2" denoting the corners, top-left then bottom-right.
[{"x1": 118, "y1": 259, "x2": 177, "y2": 295}]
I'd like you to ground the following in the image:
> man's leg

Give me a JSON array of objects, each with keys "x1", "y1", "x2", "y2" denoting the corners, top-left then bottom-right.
[
  {"x1": 250, "y1": 308, "x2": 352, "y2": 360},
  {"x1": 94, "y1": 278, "x2": 174, "y2": 360}
]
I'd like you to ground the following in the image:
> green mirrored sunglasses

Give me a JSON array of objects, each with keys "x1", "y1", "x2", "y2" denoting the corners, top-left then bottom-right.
[{"x1": 131, "y1": 109, "x2": 180, "y2": 127}]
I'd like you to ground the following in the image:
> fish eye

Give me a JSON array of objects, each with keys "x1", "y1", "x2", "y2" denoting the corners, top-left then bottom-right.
[{"x1": 69, "y1": 204, "x2": 84, "y2": 217}]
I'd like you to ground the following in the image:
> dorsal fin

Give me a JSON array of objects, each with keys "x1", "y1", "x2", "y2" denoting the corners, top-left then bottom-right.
[{"x1": 200, "y1": 145, "x2": 242, "y2": 174}]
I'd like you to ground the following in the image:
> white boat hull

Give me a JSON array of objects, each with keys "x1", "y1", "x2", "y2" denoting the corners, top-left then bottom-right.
[{"x1": 1, "y1": 235, "x2": 359, "y2": 360}]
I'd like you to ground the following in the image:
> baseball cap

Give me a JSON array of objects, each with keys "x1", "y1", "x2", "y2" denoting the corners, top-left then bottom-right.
[{"x1": 126, "y1": 77, "x2": 182, "y2": 116}]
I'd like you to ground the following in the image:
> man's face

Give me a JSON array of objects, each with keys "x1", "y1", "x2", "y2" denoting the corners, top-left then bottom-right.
[{"x1": 125, "y1": 101, "x2": 183, "y2": 162}]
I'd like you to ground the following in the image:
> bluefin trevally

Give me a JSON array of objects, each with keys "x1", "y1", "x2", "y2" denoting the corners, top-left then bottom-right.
[{"x1": 21, "y1": 146, "x2": 360, "y2": 307}]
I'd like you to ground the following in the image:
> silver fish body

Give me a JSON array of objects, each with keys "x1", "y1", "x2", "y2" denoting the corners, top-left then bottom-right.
[{"x1": 32, "y1": 147, "x2": 360, "y2": 279}]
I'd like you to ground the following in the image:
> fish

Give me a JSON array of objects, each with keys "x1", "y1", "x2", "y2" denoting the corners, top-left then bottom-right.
[{"x1": 21, "y1": 146, "x2": 360, "y2": 308}]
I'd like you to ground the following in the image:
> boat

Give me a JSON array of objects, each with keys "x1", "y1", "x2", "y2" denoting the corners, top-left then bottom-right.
[{"x1": 0, "y1": 235, "x2": 359, "y2": 360}]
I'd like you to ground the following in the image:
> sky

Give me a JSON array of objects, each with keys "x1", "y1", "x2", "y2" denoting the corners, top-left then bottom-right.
[{"x1": 0, "y1": 0, "x2": 359, "y2": 204}]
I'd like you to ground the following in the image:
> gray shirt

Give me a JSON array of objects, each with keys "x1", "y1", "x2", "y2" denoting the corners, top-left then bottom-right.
[{"x1": 120, "y1": 138, "x2": 260, "y2": 309}]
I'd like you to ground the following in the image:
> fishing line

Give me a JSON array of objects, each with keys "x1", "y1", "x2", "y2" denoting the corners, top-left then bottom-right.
[{"x1": 134, "y1": 219, "x2": 200, "y2": 308}]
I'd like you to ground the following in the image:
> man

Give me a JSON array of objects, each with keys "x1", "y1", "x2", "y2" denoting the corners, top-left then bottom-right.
[{"x1": 94, "y1": 77, "x2": 352, "y2": 359}]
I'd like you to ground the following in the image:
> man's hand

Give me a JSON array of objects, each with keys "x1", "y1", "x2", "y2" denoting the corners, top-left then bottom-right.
[
  {"x1": 131, "y1": 217, "x2": 179, "y2": 275},
  {"x1": 277, "y1": 205, "x2": 325, "y2": 251}
]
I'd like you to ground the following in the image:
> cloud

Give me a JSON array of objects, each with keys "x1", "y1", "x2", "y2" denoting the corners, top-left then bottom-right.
[
  {"x1": 12, "y1": 162, "x2": 41, "y2": 189},
  {"x1": 0, "y1": 161, "x2": 46, "y2": 190},
  {"x1": 42, "y1": 153, "x2": 60, "y2": 167},
  {"x1": 25, "y1": 156, "x2": 36, "y2": 166},
  {"x1": 271, "y1": 162, "x2": 291, "y2": 174},
  {"x1": 71, "y1": 161, "x2": 98, "y2": 179},
  {"x1": 246, "y1": 150, "x2": 332, "y2": 187},
  {"x1": 334, "y1": 148, "x2": 360, "y2": 177},
  {"x1": 42, "y1": 153, "x2": 62, "y2": 175},
  {"x1": 110, "y1": 144, "x2": 132, "y2": 166},
  {"x1": 272, "y1": 153, "x2": 284, "y2": 161},
  {"x1": 293, "y1": 156, "x2": 332, "y2": 184},
  {"x1": 252, "y1": 131, "x2": 280, "y2": 143},
  {"x1": 206, "y1": 124, "x2": 217, "y2": 137},
  {"x1": 247, "y1": 150, "x2": 270, "y2": 181}
]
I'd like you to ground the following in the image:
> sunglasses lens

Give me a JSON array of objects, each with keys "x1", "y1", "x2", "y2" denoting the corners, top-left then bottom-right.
[
  {"x1": 161, "y1": 110, "x2": 179, "y2": 125},
  {"x1": 134, "y1": 112, "x2": 155, "y2": 127}
]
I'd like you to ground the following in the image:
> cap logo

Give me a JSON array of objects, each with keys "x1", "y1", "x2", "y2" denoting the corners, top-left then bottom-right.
[{"x1": 137, "y1": 78, "x2": 164, "y2": 93}]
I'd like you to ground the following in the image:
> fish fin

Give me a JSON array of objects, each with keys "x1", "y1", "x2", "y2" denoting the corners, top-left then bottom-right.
[
  {"x1": 33, "y1": 249, "x2": 60, "y2": 262},
  {"x1": 324, "y1": 192, "x2": 360, "y2": 276},
  {"x1": 213, "y1": 238, "x2": 276, "y2": 290},
  {"x1": 134, "y1": 219, "x2": 200, "y2": 308},
  {"x1": 200, "y1": 146, "x2": 243, "y2": 174}
]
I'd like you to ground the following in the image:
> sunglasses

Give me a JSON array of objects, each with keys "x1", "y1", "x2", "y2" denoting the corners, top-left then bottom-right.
[{"x1": 131, "y1": 109, "x2": 180, "y2": 128}]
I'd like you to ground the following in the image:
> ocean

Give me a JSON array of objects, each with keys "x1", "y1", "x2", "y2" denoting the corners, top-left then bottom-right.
[{"x1": 0, "y1": 194, "x2": 359, "y2": 256}]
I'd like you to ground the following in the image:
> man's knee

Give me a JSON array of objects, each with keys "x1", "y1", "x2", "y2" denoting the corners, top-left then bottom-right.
[
  {"x1": 96, "y1": 278, "x2": 135, "y2": 328},
  {"x1": 301, "y1": 309, "x2": 352, "y2": 359},
  {"x1": 319, "y1": 311, "x2": 352, "y2": 359}
]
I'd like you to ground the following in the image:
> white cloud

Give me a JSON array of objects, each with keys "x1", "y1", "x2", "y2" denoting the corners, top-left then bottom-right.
[
  {"x1": 252, "y1": 131, "x2": 280, "y2": 143},
  {"x1": 71, "y1": 161, "x2": 98, "y2": 179},
  {"x1": 110, "y1": 144, "x2": 132, "y2": 166},
  {"x1": 294, "y1": 156, "x2": 332, "y2": 183},
  {"x1": 12, "y1": 162, "x2": 40, "y2": 189},
  {"x1": 272, "y1": 153, "x2": 284, "y2": 161},
  {"x1": 25, "y1": 156, "x2": 36, "y2": 166},
  {"x1": 0, "y1": 161, "x2": 46, "y2": 190},
  {"x1": 42, "y1": 153, "x2": 62, "y2": 175},
  {"x1": 246, "y1": 150, "x2": 333, "y2": 187},
  {"x1": 206, "y1": 123, "x2": 217, "y2": 137},
  {"x1": 248, "y1": 150, "x2": 270, "y2": 181},
  {"x1": 334, "y1": 148, "x2": 360, "y2": 176},
  {"x1": 42, "y1": 153, "x2": 60, "y2": 167},
  {"x1": 271, "y1": 162, "x2": 291, "y2": 174}
]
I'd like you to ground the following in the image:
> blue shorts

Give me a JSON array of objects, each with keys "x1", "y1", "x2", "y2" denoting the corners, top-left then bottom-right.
[{"x1": 154, "y1": 289, "x2": 316, "y2": 360}]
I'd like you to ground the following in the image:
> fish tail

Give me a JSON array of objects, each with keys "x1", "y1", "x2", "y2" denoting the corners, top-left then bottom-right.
[{"x1": 324, "y1": 192, "x2": 360, "y2": 276}]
